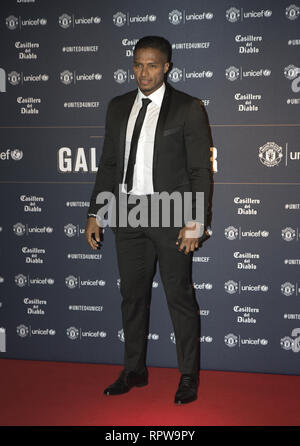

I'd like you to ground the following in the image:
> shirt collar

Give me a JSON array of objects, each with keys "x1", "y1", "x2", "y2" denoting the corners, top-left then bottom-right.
[{"x1": 137, "y1": 82, "x2": 165, "y2": 107}]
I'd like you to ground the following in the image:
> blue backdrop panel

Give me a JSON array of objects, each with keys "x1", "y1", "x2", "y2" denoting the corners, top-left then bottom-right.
[{"x1": 0, "y1": 0, "x2": 299, "y2": 375}]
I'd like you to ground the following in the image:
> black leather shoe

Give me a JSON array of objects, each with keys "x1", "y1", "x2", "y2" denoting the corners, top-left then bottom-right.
[
  {"x1": 104, "y1": 369, "x2": 148, "y2": 396},
  {"x1": 174, "y1": 374, "x2": 198, "y2": 405}
]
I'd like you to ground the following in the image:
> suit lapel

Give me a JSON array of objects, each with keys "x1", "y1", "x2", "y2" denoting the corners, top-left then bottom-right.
[{"x1": 119, "y1": 90, "x2": 137, "y2": 181}]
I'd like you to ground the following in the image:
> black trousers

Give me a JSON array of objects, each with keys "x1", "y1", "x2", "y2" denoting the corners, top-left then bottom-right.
[{"x1": 113, "y1": 195, "x2": 200, "y2": 375}]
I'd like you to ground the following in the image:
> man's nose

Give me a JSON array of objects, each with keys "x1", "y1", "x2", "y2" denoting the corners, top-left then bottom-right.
[{"x1": 141, "y1": 66, "x2": 149, "y2": 77}]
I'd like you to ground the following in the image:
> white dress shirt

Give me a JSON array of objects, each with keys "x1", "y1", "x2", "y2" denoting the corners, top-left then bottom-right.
[{"x1": 121, "y1": 82, "x2": 166, "y2": 195}]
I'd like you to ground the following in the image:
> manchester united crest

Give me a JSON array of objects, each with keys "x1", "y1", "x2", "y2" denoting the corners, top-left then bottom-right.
[{"x1": 258, "y1": 142, "x2": 283, "y2": 167}]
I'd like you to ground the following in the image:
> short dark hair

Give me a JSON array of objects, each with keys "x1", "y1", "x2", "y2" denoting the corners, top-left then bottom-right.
[{"x1": 134, "y1": 36, "x2": 172, "y2": 62}]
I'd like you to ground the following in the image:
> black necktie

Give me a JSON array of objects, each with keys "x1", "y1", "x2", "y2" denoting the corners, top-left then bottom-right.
[{"x1": 125, "y1": 97, "x2": 152, "y2": 193}]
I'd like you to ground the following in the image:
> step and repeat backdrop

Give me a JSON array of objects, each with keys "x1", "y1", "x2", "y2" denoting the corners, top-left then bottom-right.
[{"x1": 0, "y1": 0, "x2": 299, "y2": 375}]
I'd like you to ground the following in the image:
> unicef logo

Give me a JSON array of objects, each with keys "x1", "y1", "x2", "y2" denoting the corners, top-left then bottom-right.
[
  {"x1": 224, "y1": 280, "x2": 238, "y2": 294},
  {"x1": 118, "y1": 329, "x2": 125, "y2": 342},
  {"x1": 40, "y1": 19, "x2": 47, "y2": 26},
  {"x1": 117, "y1": 278, "x2": 121, "y2": 288},
  {"x1": 205, "y1": 283, "x2": 213, "y2": 290},
  {"x1": 114, "y1": 69, "x2": 127, "y2": 84},
  {"x1": 15, "y1": 274, "x2": 27, "y2": 287},
  {"x1": 59, "y1": 13, "x2": 72, "y2": 29},
  {"x1": 224, "y1": 333, "x2": 238, "y2": 347},
  {"x1": 226, "y1": 7, "x2": 240, "y2": 23},
  {"x1": 94, "y1": 17, "x2": 101, "y2": 24},
  {"x1": 286, "y1": 5, "x2": 300, "y2": 20},
  {"x1": 13, "y1": 222, "x2": 26, "y2": 236},
  {"x1": 17, "y1": 324, "x2": 29, "y2": 338},
  {"x1": 67, "y1": 326, "x2": 79, "y2": 340},
  {"x1": 64, "y1": 223, "x2": 77, "y2": 237},
  {"x1": 258, "y1": 142, "x2": 283, "y2": 167},
  {"x1": 284, "y1": 65, "x2": 299, "y2": 80},
  {"x1": 281, "y1": 227, "x2": 296, "y2": 242},
  {"x1": 60, "y1": 70, "x2": 73, "y2": 85},
  {"x1": 281, "y1": 282, "x2": 295, "y2": 296},
  {"x1": 11, "y1": 149, "x2": 23, "y2": 160},
  {"x1": 225, "y1": 66, "x2": 240, "y2": 81},
  {"x1": 113, "y1": 12, "x2": 127, "y2": 27},
  {"x1": 264, "y1": 10, "x2": 272, "y2": 18},
  {"x1": 168, "y1": 9, "x2": 183, "y2": 25},
  {"x1": 150, "y1": 333, "x2": 159, "y2": 340},
  {"x1": 168, "y1": 67, "x2": 183, "y2": 83},
  {"x1": 224, "y1": 226, "x2": 238, "y2": 240},
  {"x1": 6, "y1": 15, "x2": 19, "y2": 30},
  {"x1": 8, "y1": 71, "x2": 21, "y2": 86},
  {"x1": 65, "y1": 275, "x2": 78, "y2": 289}
]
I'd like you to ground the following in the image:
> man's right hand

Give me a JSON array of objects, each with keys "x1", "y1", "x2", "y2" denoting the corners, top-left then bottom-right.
[{"x1": 85, "y1": 217, "x2": 102, "y2": 250}]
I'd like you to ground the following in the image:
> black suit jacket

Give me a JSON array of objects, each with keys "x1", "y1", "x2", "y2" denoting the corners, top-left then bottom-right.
[{"x1": 88, "y1": 83, "x2": 212, "y2": 229}]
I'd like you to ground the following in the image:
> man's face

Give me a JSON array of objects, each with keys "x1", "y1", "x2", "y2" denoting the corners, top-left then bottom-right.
[{"x1": 133, "y1": 47, "x2": 170, "y2": 96}]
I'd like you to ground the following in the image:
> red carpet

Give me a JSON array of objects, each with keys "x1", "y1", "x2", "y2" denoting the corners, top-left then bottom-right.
[{"x1": 0, "y1": 359, "x2": 299, "y2": 426}]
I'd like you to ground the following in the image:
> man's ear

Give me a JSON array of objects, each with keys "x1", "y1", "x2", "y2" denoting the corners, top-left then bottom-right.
[{"x1": 164, "y1": 62, "x2": 170, "y2": 74}]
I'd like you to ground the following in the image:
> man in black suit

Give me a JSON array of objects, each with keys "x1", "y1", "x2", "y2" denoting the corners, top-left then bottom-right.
[{"x1": 85, "y1": 36, "x2": 211, "y2": 404}]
